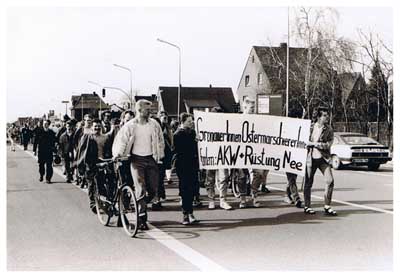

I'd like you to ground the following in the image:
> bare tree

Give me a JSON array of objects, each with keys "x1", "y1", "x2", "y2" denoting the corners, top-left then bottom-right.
[
  {"x1": 292, "y1": 7, "x2": 340, "y2": 119},
  {"x1": 354, "y1": 30, "x2": 393, "y2": 146}
]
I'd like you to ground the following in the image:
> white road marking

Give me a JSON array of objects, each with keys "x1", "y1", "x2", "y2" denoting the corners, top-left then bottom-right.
[
  {"x1": 146, "y1": 224, "x2": 226, "y2": 271},
  {"x1": 268, "y1": 173, "x2": 393, "y2": 215},
  {"x1": 17, "y1": 146, "x2": 226, "y2": 271}
]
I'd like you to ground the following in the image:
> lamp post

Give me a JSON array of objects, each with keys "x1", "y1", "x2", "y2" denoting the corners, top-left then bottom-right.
[
  {"x1": 286, "y1": 6, "x2": 290, "y2": 117},
  {"x1": 103, "y1": 86, "x2": 131, "y2": 109},
  {"x1": 157, "y1": 38, "x2": 182, "y2": 118},
  {"x1": 61, "y1": 100, "x2": 69, "y2": 116},
  {"x1": 113, "y1": 64, "x2": 133, "y2": 109},
  {"x1": 88, "y1": 80, "x2": 104, "y2": 119}
]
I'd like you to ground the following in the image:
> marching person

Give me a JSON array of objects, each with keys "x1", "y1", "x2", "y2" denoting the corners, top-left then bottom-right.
[
  {"x1": 73, "y1": 114, "x2": 93, "y2": 187},
  {"x1": 32, "y1": 121, "x2": 43, "y2": 156},
  {"x1": 79, "y1": 119, "x2": 115, "y2": 213},
  {"x1": 112, "y1": 99, "x2": 164, "y2": 230},
  {"x1": 59, "y1": 120, "x2": 76, "y2": 183},
  {"x1": 101, "y1": 110, "x2": 112, "y2": 133},
  {"x1": 21, "y1": 123, "x2": 31, "y2": 151},
  {"x1": 304, "y1": 107, "x2": 337, "y2": 216},
  {"x1": 173, "y1": 112, "x2": 200, "y2": 225},
  {"x1": 153, "y1": 110, "x2": 173, "y2": 207},
  {"x1": 205, "y1": 107, "x2": 233, "y2": 210},
  {"x1": 37, "y1": 120, "x2": 56, "y2": 183},
  {"x1": 7, "y1": 124, "x2": 19, "y2": 152},
  {"x1": 237, "y1": 96, "x2": 267, "y2": 208}
]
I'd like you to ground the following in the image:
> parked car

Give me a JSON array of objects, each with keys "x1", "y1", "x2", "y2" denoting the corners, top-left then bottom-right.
[{"x1": 330, "y1": 132, "x2": 392, "y2": 171}]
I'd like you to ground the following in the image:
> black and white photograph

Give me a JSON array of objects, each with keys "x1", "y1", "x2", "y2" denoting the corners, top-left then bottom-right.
[{"x1": 3, "y1": 0, "x2": 396, "y2": 273}]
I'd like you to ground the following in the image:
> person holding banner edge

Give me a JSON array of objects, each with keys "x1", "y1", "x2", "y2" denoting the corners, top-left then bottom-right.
[
  {"x1": 237, "y1": 96, "x2": 267, "y2": 208},
  {"x1": 205, "y1": 107, "x2": 233, "y2": 210},
  {"x1": 304, "y1": 107, "x2": 337, "y2": 216}
]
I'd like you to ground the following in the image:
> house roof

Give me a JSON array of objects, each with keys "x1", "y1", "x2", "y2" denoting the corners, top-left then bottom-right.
[
  {"x1": 338, "y1": 72, "x2": 362, "y2": 102},
  {"x1": 159, "y1": 86, "x2": 236, "y2": 115},
  {"x1": 252, "y1": 45, "x2": 323, "y2": 92},
  {"x1": 71, "y1": 94, "x2": 109, "y2": 109}
]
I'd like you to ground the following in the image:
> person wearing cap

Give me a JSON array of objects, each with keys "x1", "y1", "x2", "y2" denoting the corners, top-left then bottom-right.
[
  {"x1": 112, "y1": 99, "x2": 165, "y2": 230},
  {"x1": 236, "y1": 96, "x2": 268, "y2": 208},
  {"x1": 205, "y1": 107, "x2": 233, "y2": 210}
]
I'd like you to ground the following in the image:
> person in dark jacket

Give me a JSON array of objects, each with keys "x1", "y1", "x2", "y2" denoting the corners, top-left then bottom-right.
[
  {"x1": 21, "y1": 123, "x2": 31, "y2": 150},
  {"x1": 173, "y1": 113, "x2": 200, "y2": 225},
  {"x1": 37, "y1": 120, "x2": 56, "y2": 183},
  {"x1": 32, "y1": 121, "x2": 43, "y2": 156},
  {"x1": 59, "y1": 120, "x2": 76, "y2": 183}
]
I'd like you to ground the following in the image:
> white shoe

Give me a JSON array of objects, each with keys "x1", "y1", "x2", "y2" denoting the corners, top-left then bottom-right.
[
  {"x1": 252, "y1": 197, "x2": 261, "y2": 208},
  {"x1": 239, "y1": 196, "x2": 247, "y2": 209},
  {"x1": 208, "y1": 200, "x2": 215, "y2": 210},
  {"x1": 189, "y1": 214, "x2": 199, "y2": 224},
  {"x1": 220, "y1": 199, "x2": 233, "y2": 210}
]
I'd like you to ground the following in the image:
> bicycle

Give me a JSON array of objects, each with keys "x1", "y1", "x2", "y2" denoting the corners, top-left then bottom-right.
[
  {"x1": 93, "y1": 156, "x2": 139, "y2": 237},
  {"x1": 229, "y1": 169, "x2": 251, "y2": 198}
]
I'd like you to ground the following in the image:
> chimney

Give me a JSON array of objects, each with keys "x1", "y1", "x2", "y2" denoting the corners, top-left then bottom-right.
[
  {"x1": 280, "y1": 42, "x2": 288, "y2": 48},
  {"x1": 209, "y1": 84, "x2": 212, "y2": 88}
]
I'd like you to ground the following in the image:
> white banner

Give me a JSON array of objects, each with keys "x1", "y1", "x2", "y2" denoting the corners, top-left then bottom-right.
[{"x1": 194, "y1": 111, "x2": 311, "y2": 176}]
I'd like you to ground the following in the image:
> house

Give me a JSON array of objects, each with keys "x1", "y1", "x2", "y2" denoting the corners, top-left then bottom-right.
[
  {"x1": 157, "y1": 86, "x2": 237, "y2": 119},
  {"x1": 70, "y1": 93, "x2": 109, "y2": 121},
  {"x1": 336, "y1": 72, "x2": 368, "y2": 122},
  {"x1": 237, "y1": 43, "x2": 326, "y2": 117}
]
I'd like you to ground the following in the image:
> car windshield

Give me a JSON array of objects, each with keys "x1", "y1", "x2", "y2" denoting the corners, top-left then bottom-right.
[{"x1": 340, "y1": 135, "x2": 379, "y2": 145}]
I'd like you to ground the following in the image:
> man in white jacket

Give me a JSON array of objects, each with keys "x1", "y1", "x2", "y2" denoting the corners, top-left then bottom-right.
[{"x1": 112, "y1": 100, "x2": 165, "y2": 230}]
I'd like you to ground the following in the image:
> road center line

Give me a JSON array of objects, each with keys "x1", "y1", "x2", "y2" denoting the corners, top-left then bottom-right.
[
  {"x1": 269, "y1": 173, "x2": 393, "y2": 215},
  {"x1": 18, "y1": 146, "x2": 226, "y2": 271},
  {"x1": 146, "y1": 224, "x2": 226, "y2": 271}
]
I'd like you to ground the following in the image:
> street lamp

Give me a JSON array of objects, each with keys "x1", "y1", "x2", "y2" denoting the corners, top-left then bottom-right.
[
  {"x1": 113, "y1": 64, "x2": 133, "y2": 109},
  {"x1": 103, "y1": 86, "x2": 131, "y2": 109},
  {"x1": 157, "y1": 38, "x2": 182, "y2": 118},
  {"x1": 88, "y1": 80, "x2": 104, "y2": 119},
  {"x1": 61, "y1": 100, "x2": 69, "y2": 116}
]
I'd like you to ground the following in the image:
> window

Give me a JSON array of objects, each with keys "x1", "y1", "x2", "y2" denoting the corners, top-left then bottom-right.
[
  {"x1": 252, "y1": 55, "x2": 255, "y2": 63},
  {"x1": 245, "y1": 75, "x2": 250, "y2": 87},
  {"x1": 350, "y1": 100, "x2": 355, "y2": 109},
  {"x1": 243, "y1": 95, "x2": 248, "y2": 101},
  {"x1": 257, "y1": 73, "x2": 262, "y2": 85}
]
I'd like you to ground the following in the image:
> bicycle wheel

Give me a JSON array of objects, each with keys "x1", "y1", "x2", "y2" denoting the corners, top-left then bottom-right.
[
  {"x1": 94, "y1": 179, "x2": 112, "y2": 226},
  {"x1": 230, "y1": 170, "x2": 241, "y2": 198},
  {"x1": 119, "y1": 185, "x2": 139, "y2": 237}
]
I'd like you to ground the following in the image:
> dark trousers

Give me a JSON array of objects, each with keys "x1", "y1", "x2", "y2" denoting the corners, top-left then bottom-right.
[
  {"x1": 177, "y1": 167, "x2": 198, "y2": 215},
  {"x1": 286, "y1": 172, "x2": 300, "y2": 202},
  {"x1": 130, "y1": 155, "x2": 159, "y2": 217},
  {"x1": 64, "y1": 155, "x2": 74, "y2": 180},
  {"x1": 304, "y1": 158, "x2": 334, "y2": 208},
  {"x1": 158, "y1": 163, "x2": 166, "y2": 200},
  {"x1": 39, "y1": 160, "x2": 53, "y2": 181},
  {"x1": 23, "y1": 140, "x2": 29, "y2": 150}
]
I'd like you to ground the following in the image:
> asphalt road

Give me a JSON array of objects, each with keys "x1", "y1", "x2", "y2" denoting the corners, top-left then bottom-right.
[{"x1": 7, "y1": 145, "x2": 393, "y2": 271}]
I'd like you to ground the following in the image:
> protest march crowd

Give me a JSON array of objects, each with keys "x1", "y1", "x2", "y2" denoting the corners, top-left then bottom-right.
[{"x1": 7, "y1": 96, "x2": 337, "y2": 231}]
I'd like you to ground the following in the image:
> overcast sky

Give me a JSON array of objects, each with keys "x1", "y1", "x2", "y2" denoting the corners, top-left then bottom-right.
[{"x1": 7, "y1": 6, "x2": 392, "y2": 122}]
